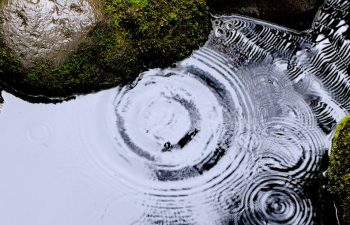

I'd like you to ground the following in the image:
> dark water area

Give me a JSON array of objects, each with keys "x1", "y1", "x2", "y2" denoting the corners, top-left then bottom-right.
[
  {"x1": 0, "y1": 0, "x2": 350, "y2": 224},
  {"x1": 207, "y1": 0, "x2": 324, "y2": 30}
]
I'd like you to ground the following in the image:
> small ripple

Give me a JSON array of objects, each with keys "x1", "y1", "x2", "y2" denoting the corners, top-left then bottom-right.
[
  {"x1": 241, "y1": 174, "x2": 314, "y2": 225},
  {"x1": 76, "y1": 47, "x2": 328, "y2": 224},
  {"x1": 26, "y1": 122, "x2": 50, "y2": 144}
]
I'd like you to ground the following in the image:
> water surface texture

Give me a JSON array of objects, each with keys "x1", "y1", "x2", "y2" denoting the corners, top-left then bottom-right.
[{"x1": 1, "y1": 0, "x2": 350, "y2": 224}]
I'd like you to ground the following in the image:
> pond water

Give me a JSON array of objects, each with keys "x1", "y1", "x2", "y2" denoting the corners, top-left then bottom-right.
[{"x1": 1, "y1": 1, "x2": 350, "y2": 225}]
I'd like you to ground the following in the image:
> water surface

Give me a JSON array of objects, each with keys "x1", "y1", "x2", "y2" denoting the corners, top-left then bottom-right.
[{"x1": 1, "y1": 0, "x2": 350, "y2": 224}]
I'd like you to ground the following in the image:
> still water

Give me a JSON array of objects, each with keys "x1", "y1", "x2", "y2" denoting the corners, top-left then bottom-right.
[{"x1": 0, "y1": 0, "x2": 350, "y2": 224}]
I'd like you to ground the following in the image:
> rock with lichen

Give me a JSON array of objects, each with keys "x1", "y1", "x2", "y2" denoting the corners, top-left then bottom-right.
[
  {"x1": 1, "y1": 0, "x2": 102, "y2": 67},
  {"x1": 0, "y1": 0, "x2": 210, "y2": 97},
  {"x1": 0, "y1": 0, "x2": 324, "y2": 97},
  {"x1": 328, "y1": 114, "x2": 350, "y2": 225}
]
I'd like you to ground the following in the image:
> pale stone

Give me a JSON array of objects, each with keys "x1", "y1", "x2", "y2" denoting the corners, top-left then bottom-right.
[{"x1": 0, "y1": 0, "x2": 101, "y2": 67}]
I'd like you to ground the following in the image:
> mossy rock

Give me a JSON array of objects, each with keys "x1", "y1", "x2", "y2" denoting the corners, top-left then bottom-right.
[
  {"x1": 0, "y1": 0, "x2": 210, "y2": 97},
  {"x1": 328, "y1": 114, "x2": 350, "y2": 225}
]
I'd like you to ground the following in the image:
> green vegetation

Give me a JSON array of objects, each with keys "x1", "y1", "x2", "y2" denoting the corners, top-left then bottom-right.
[
  {"x1": 105, "y1": 0, "x2": 209, "y2": 68},
  {"x1": 0, "y1": 48, "x2": 21, "y2": 76},
  {"x1": 0, "y1": 0, "x2": 210, "y2": 96},
  {"x1": 328, "y1": 114, "x2": 350, "y2": 225},
  {"x1": 0, "y1": 0, "x2": 8, "y2": 7},
  {"x1": 0, "y1": 14, "x2": 23, "y2": 85}
]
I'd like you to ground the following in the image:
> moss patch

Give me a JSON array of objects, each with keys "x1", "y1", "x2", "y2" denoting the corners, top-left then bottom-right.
[
  {"x1": 328, "y1": 114, "x2": 350, "y2": 225},
  {"x1": 0, "y1": 0, "x2": 210, "y2": 97},
  {"x1": 0, "y1": 13, "x2": 23, "y2": 83},
  {"x1": 105, "y1": 0, "x2": 210, "y2": 68}
]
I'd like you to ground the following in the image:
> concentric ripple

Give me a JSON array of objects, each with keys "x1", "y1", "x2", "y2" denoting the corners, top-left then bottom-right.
[
  {"x1": 80, "y1": 47, "x2": 329, "y2": 224},
  {"x1": 241, "y1": 174, "x2": 313, "y2": 225},
  {"x1": 1, "y1": 0, "x2": 350, "y2": 224},
  {"x1": 87, "y1": 47, "x2": 256, "y2": 195}
]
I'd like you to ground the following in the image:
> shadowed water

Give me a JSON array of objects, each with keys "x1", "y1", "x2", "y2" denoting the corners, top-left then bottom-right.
[{"x1": 1, "y1": 0, "x2": 350, "y2": 224}]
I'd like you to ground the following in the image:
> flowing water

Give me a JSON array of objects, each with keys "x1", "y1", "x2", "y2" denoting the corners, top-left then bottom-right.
[{"x1": 1, "y1": 0, "x2": 350, "y2": 224}]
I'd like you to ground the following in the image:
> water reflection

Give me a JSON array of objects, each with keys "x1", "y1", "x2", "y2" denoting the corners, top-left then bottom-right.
[
  {"x1": 0, "y1": 48, "x2": 331, "y2": 224},
  {"x1": 1, "y1": 0, "x2": 350, "y2": 224}
]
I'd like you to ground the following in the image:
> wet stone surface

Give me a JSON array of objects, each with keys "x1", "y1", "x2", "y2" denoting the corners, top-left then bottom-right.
[
  {"x1": 0, "y1": 0, "x2": 100, "y2": 67},
  {"x1": 0, "y1": 0, "x2": 350, "y2": 224},
  {"x1": 0, "y1": 0, "x2": 210, "y2": 97}
]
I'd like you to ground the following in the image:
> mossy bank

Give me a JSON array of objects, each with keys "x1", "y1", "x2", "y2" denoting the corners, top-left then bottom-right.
[
  {"x1": 0, "y1": 0, "x2": 210, "y2": 97},
  {"x1": 328, "y1": 114, "x2": 350, "y2": 225}
]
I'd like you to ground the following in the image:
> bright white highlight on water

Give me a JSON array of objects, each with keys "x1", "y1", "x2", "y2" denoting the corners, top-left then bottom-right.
[{"x1": 0, "y1": 50, "x2": 330, "y2": 224}]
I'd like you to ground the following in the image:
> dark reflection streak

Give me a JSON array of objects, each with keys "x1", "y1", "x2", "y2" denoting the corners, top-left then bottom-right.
[
  {"x1": 162, "y1": 128, "x2": 200, "y2": 152},
  {"x1": 194, "y1": 146, "x2": 226, "y2": 174},
  {"x1": 177, "y1": 128, "x2": 199, "y2": 149},
  {"x1": 0, "y1": 90, "x2": 3, "y2": 103},
  {"x1": 0, "y1": 81, "x2": 76, "y2": 104}
]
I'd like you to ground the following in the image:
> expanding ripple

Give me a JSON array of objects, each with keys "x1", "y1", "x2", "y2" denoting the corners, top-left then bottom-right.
[
  {"x1": 79, "y1": 47, "x2": 328, "y2": 224},
  {"x1": 240, "y1": 174, "x2": 313, "y2": 225},
  {"x1": 1, "y1": 0, "x2": 350, "y2": 224}
]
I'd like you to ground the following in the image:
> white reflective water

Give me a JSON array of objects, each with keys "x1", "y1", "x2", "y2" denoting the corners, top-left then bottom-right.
[
  {"x1": 0, "y1": 48, "x2": 336, "y2": 225},
  {"x1": 1, "y1": 0, "x2": 350, "y2": 224}
]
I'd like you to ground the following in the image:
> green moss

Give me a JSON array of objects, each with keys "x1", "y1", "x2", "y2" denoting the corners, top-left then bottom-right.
[
  {"x1": 105, "y1": 0, "x2": 210, "y2": 67},
  {"x1": 0, "y1": 0, "x2": 8, "y2": 7},
  {"x1": 0, "y1": 14, "x2": 23, "y2": 81},
  {"x1": 328, "y1": 114, "x2": 350, "y2": 225},
  {"x1": 0, "y1": 50, "x2": 21, "y2": 74},
  {"x1": 0, "y1": 0, "x2": 210, "y2": 97},
  {"x1": 0, "y1": 7, "x2": 26, "y2": 91}
]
